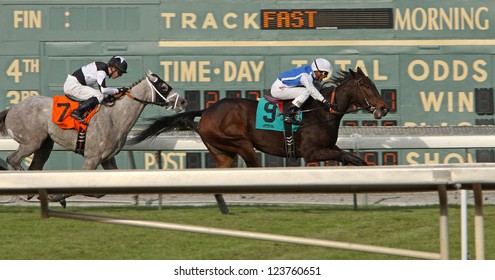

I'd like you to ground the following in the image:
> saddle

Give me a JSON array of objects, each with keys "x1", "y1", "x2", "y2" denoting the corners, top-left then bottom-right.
[
  {"x1": 255, "y1": 95, "x2": 300, "y2": 158},
  {"x1": 263, "y1": 95, "x2": 293, "y2": 114},
  {"x1": 52, "y1": 95, "x2": 100, "y2": 155}
]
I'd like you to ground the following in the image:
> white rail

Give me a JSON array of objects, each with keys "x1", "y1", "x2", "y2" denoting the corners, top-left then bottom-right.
[
  {"x1": 2, "y1": 163, "x2": 495, "y2": 259},
  {"x1": 2, "y1": 126, "x2": 494, "y2": 259}
]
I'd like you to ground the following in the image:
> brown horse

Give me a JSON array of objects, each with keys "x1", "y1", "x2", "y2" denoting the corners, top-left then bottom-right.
[
  {"x1": 130, "y1": 67, "x2": 388, "y2": 166},
  {"x1": 129, "y1": 67, "x2": 388, "y2": 213}
]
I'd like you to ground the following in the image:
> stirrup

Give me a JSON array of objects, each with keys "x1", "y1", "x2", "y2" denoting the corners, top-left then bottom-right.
[
  {"x1": 284, "y1": 114, "x2": 301, "y2": 125},
  {"x1": 70, "y1": 111, "x2": 85, "y2": 122}
]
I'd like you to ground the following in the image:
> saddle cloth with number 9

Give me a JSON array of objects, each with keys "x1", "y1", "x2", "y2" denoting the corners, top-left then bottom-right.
[{"x1": 255, "y1": 96, "x2": 300, "y2": 132}]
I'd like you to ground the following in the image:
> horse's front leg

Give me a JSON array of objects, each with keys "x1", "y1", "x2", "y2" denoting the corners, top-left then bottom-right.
[
  {"x1": 341, "y1": 150, "x2": 367, "y2": 166},
  {"x1": 101, "y1": 157, "x2": 118, "y2": 169},
  {"x1": 81, "y1": 157, "x2": 102, "y2": 169},
  {"x1": 81, "y1": 157, "x2": 117, "y2": 199},
  {"x1": 52, "y1": 157, "x2": 107, "y2": 207},
  {"x1": 331, "y1": 145, "x2": 367, "y2": 166},
  {"x1": 303, "y1": 145, "x2": 367, "y2": 166}
]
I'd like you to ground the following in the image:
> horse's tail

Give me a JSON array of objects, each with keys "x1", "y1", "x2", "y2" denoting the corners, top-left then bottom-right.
[
  {"x1": 0, "y1": 108, "x2": 10, "y2": 135},
  {"x1": 127, "y1": 110, "x2": 203, "y2": 145}
]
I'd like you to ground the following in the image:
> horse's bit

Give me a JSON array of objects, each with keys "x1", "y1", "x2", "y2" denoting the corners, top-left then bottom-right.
[
  {"x1": 352, "y1": 77, "x2": 375, "y2": 114},
  {"x1": 317, "y1": 76, "x2": 374, "y2": 115},
  {"x1": 113, "y1": 77, "x2": 180, "y2": 109}
]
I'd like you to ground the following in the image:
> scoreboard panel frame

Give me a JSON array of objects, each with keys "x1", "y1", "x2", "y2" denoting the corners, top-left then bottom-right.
[{"x1": 1, "y1": 0, "x2": 494, "y2": 169}]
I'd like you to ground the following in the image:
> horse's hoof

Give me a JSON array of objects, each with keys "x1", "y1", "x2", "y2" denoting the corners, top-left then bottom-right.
[
  {"x1": 59, "y1": 199, "x2": 67, "y2": 208},
  {"x1": 49, "y1": 194, "x2": 66, "y2": 202},
  {"x1": 27, "y1": 194, "x2": 34, "y2": 200},
  {"x1": 343, "y1": 154, "x2": 367, "y2": 166},
  {"x1": 86, "y1": 194, "x2": 105, "y2": 199}
]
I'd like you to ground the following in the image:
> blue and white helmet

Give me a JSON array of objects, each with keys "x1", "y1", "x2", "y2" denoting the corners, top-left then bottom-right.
[{"x1": 311, "y1": 58, "x2": 332, "y2": 74}]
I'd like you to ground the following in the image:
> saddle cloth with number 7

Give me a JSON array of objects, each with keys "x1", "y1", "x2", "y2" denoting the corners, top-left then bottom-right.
[{"x1": 52, "y1": 95, "x2": 99, "y2": 131}]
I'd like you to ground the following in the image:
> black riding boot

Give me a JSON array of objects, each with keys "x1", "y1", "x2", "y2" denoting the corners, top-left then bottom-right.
[
  {"x1": 283, "y1": 105, "x2": 302, "y2": 125},
  {"x1": 70, "y1": 97, "x2": 99, "y2": 122}
]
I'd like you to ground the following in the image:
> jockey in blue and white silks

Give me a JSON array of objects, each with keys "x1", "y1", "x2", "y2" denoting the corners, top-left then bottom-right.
[{"x1": 270, "y1": 58, "x2": 333, "y2": 125}]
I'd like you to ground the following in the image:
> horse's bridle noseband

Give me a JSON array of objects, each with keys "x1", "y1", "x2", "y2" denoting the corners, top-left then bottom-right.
[
  {"x1": 324, "y1": 76, "x2": 375, "y2": 115},
  {"x1": 352, "y1": 77, "x2": 376, "y2": 113},
  {"x1": 110, "y1": 77, "x2": 180, "y2": 108}
]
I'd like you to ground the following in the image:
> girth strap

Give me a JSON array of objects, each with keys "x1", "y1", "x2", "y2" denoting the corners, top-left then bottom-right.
[
  {"x1": 75, "y1": 129, "x2": 86, "y2": 156},
  {"x1": 283, "y1": 120, "x2": 296, "y2": 159}
]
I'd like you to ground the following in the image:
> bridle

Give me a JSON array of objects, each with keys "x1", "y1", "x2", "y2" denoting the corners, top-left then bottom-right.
[
  {"x1": 111, "y1": 76, "x2": 181, "y2": 109},
  {"x1": 302, "y1": 75, "x2": 375, "y2": 116},
  {"x1": 333, "y1": 76, "x2": 375, "y2": 114}
]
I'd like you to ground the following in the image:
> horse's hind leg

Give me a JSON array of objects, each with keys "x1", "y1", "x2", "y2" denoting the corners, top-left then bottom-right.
[
  {"x1": 216, "y1": 142, "x2": 260, "y2": 214},
  {"x1": 203, "y1": 142, "x2": 236, "y2": 168},
  {"x1": 28, "y1": 137, "x2": 54, "y2": 170},
  {"x1": 6, "y1": 143, "x2": 43, "y2": 170},
  {"x1": 27, "y1": 138, "x2": 53, "y2": 200},
  {"x1": 204, "y1": 143, "x2": 235, "y2": 215},
  {"x1": 211, "y1": 152, "x2": 237, "y2": 168},
  {"x1": 236, "y1": 142, "x2": 262, "y2": 167},
  {"x1": 25, "y1": 138, "x2": 68, "y2": 206},
  {"x1": 6, "y1": 150, "x2": 26, "y2": 170},
  {"x1": 205, "y1": 142, "x2": 262, "y2": 214}
]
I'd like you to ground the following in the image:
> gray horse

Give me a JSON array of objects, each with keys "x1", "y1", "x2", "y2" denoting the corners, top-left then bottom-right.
[{"x1": 0, "y1": 70, "x2": 186, "y2": 198}]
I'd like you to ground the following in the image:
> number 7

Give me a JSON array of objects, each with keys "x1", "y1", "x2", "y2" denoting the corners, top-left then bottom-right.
[{"x1": 57, "y1": 103, "x2": 71, "y2": 122}]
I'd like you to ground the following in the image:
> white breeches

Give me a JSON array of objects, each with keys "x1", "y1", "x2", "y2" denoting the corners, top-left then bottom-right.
[
  {"x1": 63, "y1": 75, "x2": 103, "y2": 102},
  {"x1": 270, "y1": 79, "x2": 312, "y2": 107}
]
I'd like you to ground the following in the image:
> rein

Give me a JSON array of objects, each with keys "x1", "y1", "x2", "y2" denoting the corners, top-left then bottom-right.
[
  {"x1": 317, "y1": 76, "x2": 374, "y2": 115},
  {"x1": 123, "y1": 90, "x2": 167, "y2": 106},
  {"x1": 111, "y1": 77, "x2": 176, "y2": 107}
]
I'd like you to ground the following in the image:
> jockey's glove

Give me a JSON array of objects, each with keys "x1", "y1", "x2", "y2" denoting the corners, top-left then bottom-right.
[
  {"x1": 103, "y1": 95, "x2": 115, "y2": 104},
  {"x1": 118, "y1": 87, "x2": 129, "y2": 94},
  {"x1": 322, "y1": 99, "x2": 331, "y2": 109}
]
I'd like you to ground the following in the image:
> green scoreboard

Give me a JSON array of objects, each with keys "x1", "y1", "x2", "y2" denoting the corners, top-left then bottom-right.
[{"x1": 1, "y1": 0, "x2": 494, "y2": 169}]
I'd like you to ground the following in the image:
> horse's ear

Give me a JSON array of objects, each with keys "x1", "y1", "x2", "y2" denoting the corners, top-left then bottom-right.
[
  {"x1": 145, "y1": 69, "x2": 158, "y2": 82},
  {"x1": 349, "y1": 68, "x2": 356, "y2": 77},
  {"x1": 356, "y1": 67, "x2": 365, "y2": 76}
]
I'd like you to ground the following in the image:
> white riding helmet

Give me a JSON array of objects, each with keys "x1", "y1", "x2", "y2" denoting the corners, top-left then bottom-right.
[{"x1": 311, "y1": 58, "x2": 332, "y2": 74}]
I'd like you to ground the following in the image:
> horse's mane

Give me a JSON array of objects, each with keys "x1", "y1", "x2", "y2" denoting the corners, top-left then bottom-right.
[
  {"x1": 329, "y1": 70, "x2": 352, "y2": 86},
  {"x1": 129, "y1": 78, "x2": 145, "y2": 89},
  {"x1": 102, "y1": 78, "x2": 145, "y2": 106}
]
